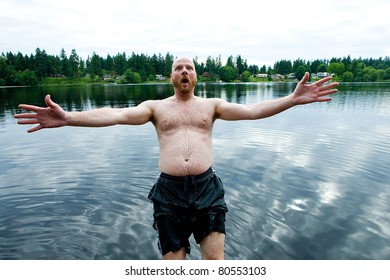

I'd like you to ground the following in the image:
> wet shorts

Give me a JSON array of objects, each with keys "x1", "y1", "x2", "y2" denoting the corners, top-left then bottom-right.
[{"x1": 148, "y1": 167, "x2": 228, "y2": 255}]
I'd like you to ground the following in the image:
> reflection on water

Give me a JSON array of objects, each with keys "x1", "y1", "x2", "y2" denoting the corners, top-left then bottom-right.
[{"x1": 1, "y1": 82, "x2": 389, "y2": 259}]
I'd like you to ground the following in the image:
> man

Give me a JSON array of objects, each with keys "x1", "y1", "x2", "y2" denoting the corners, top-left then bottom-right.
[{"x1": 15, "y1": 57, "x2": 338, "y2": 260}]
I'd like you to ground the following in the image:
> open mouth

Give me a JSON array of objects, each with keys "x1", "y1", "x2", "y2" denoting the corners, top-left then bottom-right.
[{"x1": 181, "y1": 78, "x2": 189, "y2": 84}]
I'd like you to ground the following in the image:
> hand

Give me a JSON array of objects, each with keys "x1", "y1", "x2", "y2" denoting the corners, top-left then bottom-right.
[
  {"x1": 292, "y1": 72, "x2": 339, "y2": 105},
  {"x1": 14, "y1": 95, "x2": 68, "y2": 133}
]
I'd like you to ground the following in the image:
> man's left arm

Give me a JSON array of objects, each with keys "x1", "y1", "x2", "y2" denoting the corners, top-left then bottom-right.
[{"x1": 215, "y1": 72, "x2": 338, "y2": 121}]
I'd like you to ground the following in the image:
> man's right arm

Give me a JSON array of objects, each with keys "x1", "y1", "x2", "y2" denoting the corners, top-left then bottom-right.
[
  {"x1": 66, "y1": 101, "x2": 154, "y2": 127},
  {"x1": 15, "y1": 95, "x2": 154, "y2": 133}
]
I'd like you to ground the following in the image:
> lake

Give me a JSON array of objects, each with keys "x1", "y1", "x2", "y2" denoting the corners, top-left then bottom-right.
[{"x1": 0, "y1": 82, "x2": 389, "y2": 260}]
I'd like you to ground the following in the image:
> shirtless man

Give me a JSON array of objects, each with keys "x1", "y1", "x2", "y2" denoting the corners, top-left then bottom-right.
[{"x1": 15, "y1": 57, "x2": 338, "y2": 260}]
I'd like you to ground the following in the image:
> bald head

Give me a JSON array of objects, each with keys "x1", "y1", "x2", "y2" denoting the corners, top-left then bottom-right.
[{"x1": 171, "y1": 57, "x2": 196, "y2": 73}]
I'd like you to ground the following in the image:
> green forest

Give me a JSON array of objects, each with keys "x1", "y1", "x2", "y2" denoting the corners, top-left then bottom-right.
[{"x1": 1, "y1": 48, "x2": 390, "y2": 86}]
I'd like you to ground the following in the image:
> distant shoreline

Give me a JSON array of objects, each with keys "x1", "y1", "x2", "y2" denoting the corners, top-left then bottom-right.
[{"x1": 2, "y1": 80, "x2": 390, "y2": 90}]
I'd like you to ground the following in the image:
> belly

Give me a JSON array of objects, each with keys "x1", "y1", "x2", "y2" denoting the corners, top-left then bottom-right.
[{"x1": 158, "y1": 129, "x2": 213, "y2": 176}]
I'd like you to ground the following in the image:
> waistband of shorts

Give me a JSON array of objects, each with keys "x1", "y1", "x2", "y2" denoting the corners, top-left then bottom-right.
[{"x1": 159, "y1": 167, "x2": 214, "y2": 182}]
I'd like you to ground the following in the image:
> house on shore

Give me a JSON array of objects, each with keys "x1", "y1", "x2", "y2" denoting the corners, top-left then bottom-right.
[
  {"x1": 155, "y1": 74, "x2": 166, "y2": 81},
  {"x1": 312, "y1": 72, "x2": 330, "y2": 79}
]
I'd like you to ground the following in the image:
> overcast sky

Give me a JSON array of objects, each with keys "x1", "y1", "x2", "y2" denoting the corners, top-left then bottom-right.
[{"x1": 1, "y1": 0, "x2": 389, "y2": 66}]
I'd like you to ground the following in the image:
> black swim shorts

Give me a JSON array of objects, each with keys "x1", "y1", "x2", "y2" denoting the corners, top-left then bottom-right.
[{"x1": 148, "y1": 167, "x2": 228, "y2": 255}]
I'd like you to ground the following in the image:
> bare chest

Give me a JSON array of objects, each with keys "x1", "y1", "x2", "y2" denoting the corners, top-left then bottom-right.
[{"x1": 155, "y1": 102, "x2": 214, "y2": 133}]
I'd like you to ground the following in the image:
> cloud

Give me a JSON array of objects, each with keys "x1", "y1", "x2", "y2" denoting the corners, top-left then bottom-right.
[{"x1": 1, "y1": 0, "x2": 389, "y2": 66}]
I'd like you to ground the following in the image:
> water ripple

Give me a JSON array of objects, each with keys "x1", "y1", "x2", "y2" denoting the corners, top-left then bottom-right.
[{"x1": 1, "y1": 84, "x2": 389, "y2": 259}]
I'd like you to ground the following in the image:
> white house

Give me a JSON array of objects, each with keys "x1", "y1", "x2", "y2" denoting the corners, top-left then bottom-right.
[
  {"x1": 155, "y1": 74, "x2": 166, "y2": 81},
  {"x1": 317, "y1": 72, "x2": 330, "y2": 78},
  {"x1": 287, "y1": 73, "x2": 296, "y2": 79}
]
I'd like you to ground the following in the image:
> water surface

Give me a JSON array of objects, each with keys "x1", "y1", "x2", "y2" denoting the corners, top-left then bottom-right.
[{"x1": 0, "y1": 82, "x2": 389, "y2": 259}]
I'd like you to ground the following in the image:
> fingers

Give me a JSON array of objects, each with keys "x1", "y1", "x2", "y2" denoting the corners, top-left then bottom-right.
[
  {"x1": 45, "y1": 95, "x2": 56, "y2": 108},
  {"x1": 14, "y1": 113, "x2": 37, "y2": 119},
  {"x1": 15, "y1": 95, "x2": 53, "y2": 133},
  {"x1": 17, "y1": 104, "x2": 43, "y2": 112},
  {"x1": 14, "y1": 110, "x2": 40, "y2": 130},
  {"x1": 16, "y1": 119, "x2": 40, "y2": 125},
  {"x1": 317, "y1": 82, "x2": 339, "y2": 97},
  {"x1": 17, "y1": 95, "x2": 55, "y2": 112},
  {"x1": 14, "y1": 113, "x2": 39, "y2": 127},
  {"x1": 319, "y1": 89, "x2": 338, "y2": 96},
  {"x1": 27, "y1": 125, "x2": 43, "y2": 133},
  {"x1": 320, "y1": 82, "x2": 339, "y2": 91},
  {"x1": 14, "y1": 111, "x2": 42, "y2": 132},
  {"x1": 299, "y1": 72, "x2": 310, "y2": 84},
  {"x1": 313, "y1": 76, "x2": 333, "y2": 86},
  {"x1": 316, "y1": 97, "x2": 333, "y2": 102}
]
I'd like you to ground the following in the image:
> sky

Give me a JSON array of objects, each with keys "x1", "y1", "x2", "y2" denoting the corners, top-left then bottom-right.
[{"x1": 1, "y1": 0, "x2": 389, "y2": 67}]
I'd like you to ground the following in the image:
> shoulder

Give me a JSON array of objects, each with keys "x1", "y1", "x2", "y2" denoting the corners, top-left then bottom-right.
[
  {"x1": 139, "y1": 99, "x2": 159, "y2": 107},
  {"x1": 140, "y1": 98, "x2": 175, "y2": 119},
  {"x1": 202, "y1": 97, "x2": 228, "y2": 112},
  {"x1": 194, "y1": 96, "x2": 225, "y2": 106},
  {"x1": 205, "y1": 97, "x2": 226, "y2": 104},
  {"x1": 194, "y1": 97, "x2": 228, "y2": 119},
  {"x1": 138, "y1": 98, "x2": 170, "y2": 109}
]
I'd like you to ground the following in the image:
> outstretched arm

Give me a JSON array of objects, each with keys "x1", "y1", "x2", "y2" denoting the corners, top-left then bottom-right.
[
  {"x1": 215, "y1": 72, "x2": 338, "y2": 120},
  {"x1": 15, "y1": 95, "x2": 153, "y2": 133}
]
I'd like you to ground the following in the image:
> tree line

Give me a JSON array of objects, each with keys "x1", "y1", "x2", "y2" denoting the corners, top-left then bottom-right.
[
  {"x1": 1, "y1": 48, "x2": 390, "y2": 86},
  {"x1": 272, "y1": 56, "x2": 390, "y2": 82}
]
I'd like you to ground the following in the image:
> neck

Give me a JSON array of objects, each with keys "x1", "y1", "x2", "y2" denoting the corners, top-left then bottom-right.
[{"x1": 173, "y1": 89, "x2": 195, "y2": 101}]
